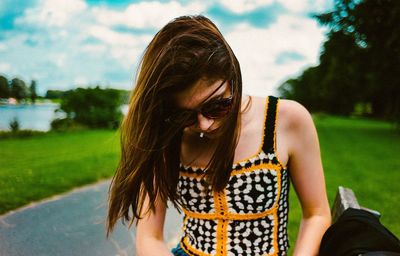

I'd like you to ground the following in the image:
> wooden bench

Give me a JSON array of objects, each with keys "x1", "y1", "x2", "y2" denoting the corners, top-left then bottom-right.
[{"x1": 331, "y1": 186, "x2": 381, "y2": 222}]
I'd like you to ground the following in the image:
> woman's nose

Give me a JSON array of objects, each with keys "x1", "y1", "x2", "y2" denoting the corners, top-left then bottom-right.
[{"x1": 196, "y1": 112, "x2": 214, "y2": 131}]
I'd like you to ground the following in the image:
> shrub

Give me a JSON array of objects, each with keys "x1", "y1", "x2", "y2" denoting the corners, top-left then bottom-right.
[
  {"x1": 9, "y1": 118, "x2": 20, "y2": 132},
  {"x1": 50, "y1": 118, "x2": 87, "y2": 131},
  {"x1": 0, "y1": 130, "x2": 46, "y2": 139},
  {"x1": 56, "y1": 86, "x2": 123, "y2": 129},
  {"x1": 51, "y1": 118, "x2": 73, "y2": 131}
]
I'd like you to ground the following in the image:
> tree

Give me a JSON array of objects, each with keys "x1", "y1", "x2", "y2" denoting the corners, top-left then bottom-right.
[
  {"x1": 280, "y1": 0, "x2": 400, "y2": 121},
  {"x1": 45, "y1": 90, "x2": 66, "y2": 99},
  {"x1": 0, "y1": 75, "x2": 9, "y2": 98},
  {"x1": 30, "y1": 80, "x2": 38, "y2": 104},
  {"x1": 11, "y1": 78, "x2": 29, "y2": 101},
  {"x1": 279, "y1": 31, "x2": 363, "y2": 116},
  {"x1": 279, "y1": 67, "x2": 325, "y2": 112},
  {"x1": 315, "y1": 0, "x2": 400, "y2": 120},
  {"x1": 58, "y1": 86, "x2": 123, "y2": 129},
  {"x1": 317, "y1": 30, "x2": 366, "y2": 115}
]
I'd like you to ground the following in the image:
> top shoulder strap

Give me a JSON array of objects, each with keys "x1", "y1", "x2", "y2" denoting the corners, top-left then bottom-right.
[{"x1": 262, "y1": 95, "x2": 279, "y2": 154}]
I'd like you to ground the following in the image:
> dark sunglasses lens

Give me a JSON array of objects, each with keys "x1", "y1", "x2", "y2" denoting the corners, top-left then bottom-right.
[
  {"x1": 167, "y1": 111, "x2": 197, "y2": 127},
  {"x1": 202, "y1": 98, "x2": 233, "y2": 119},
  {"x1": 182, "y1": 113, "x2": 197, "y2": 126}
]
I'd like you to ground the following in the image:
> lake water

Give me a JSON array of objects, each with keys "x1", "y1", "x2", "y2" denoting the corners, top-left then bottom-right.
[
  {"x1": 0, "y1": 104, "x2": 129, "y2": 131},
  {"x1": 0, "y1": 103, "x2": 65, "y2": 131}
]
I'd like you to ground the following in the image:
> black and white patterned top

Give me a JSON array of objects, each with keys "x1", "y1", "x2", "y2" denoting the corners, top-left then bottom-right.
[{"x1": 176, "y1": 96, "x2": 290, "y2": 256}]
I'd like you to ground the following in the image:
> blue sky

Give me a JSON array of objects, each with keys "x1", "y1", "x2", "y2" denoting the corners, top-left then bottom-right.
[{"x1": 0, "y1": 0, "x2": 333, "y2": 96}]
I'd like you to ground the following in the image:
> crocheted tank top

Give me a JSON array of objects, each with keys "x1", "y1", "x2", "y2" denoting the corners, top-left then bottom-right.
[{"x1": 176, "y1": 96, "x2": 290, "y2": 256}]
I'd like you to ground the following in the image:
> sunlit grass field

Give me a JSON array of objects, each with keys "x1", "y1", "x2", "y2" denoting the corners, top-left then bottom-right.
[
  {"x1": 0, "y1": 130, "x2": 120, "y2": 214},
  {"x1": 0, "y1": 115, "x2": 399, "y2": 252}
]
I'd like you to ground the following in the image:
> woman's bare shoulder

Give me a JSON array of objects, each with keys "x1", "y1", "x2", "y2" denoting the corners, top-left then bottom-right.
[
  {"x1": 278, "y1": 99, "x2": 317, "y2": 160},
  {"x1": 243, "y1": 96, "x2": 314, "y2": 130},
  {"x1": 278, "y1": 98, "x2": 314, "y2": 129},
  {"x1": 247, "y1": 96, "x2": 311, "y2": 117}
]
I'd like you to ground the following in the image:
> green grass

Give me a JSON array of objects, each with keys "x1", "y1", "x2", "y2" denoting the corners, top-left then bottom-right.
[
  {"x1": 0, "y1": 116, "x2": 399, "y2": 252},
  {"x1": 0, "y1": 130, "x2": 120, "y2": 214},
  {"x1": 287, "y1": 115, "x2": 400, "y2": 253}
]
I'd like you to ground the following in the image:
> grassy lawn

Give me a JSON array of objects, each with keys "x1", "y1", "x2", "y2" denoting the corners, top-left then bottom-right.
[
  {"x1": 0, "y1": 130, "x2": 120, "y2": 214},
  {"x1": 0, "y1": 116, "x2": 399, "y2": 252},
  {"x1": 287, "y1": 115, "x2": 400, "y2": 253}
]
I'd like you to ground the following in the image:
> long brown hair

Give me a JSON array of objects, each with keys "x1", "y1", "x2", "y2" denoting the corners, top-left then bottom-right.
[{"x1": 106, "y1": 15, "x2": 243, "y2": 236}]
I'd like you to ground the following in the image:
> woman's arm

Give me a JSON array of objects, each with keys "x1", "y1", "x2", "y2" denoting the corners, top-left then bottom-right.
[
  {"x1": 136, "y1": 195, "x2": 173, "y2": 256},
  {"x1": 284, "y1": 100, "x2": 331, "y2": 256}
]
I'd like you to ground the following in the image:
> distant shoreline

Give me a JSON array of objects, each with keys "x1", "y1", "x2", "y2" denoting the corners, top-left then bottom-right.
[
  {"x1": 0, "y1": 98, "x2": 60, "y2": 106},
  {"x1": 0, "y1": 102, "x2": 59, "y2": 107}
]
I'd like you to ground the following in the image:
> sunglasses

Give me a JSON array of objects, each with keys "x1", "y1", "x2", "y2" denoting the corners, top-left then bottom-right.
[{"x1": 164, "y1": 80, "x2": 234, "y2": 127}]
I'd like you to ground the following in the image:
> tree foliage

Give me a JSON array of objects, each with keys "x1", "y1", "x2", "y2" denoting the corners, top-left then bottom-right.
[
  {"x1": 58, "y1": 86, "x2": 124, "y2": 129},
  {"x1": 316, "y1": 0, "x2": 400, "y2": 119},
  {"x1": 0, "y1": 75, "x2": 9, "y2": 98},
  {"x1": 279, "y1": 0, "x2": 400, "y2": 121},
  {"x1": 0, "y1": 76, "x2": 39, "y2": 103},
  {"x1": 10, "y1": 78, "x2": 29, "y2": 101},
  {"x1": 30, "y1": 80, "x2": 38, "y2": 104},
  {"x1": 45, "y1": 90, "x2": 66, "y2": 99}
]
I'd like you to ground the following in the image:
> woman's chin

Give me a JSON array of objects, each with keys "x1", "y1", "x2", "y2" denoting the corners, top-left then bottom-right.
[{"x1": 184, "y1": 127, "x2": 220, "y2": 139}]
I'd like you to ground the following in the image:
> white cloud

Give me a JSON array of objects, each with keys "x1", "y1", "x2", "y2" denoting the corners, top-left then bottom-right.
[
  {"x1": 74, "y1": 76, "x2": 89, "y2": 85},
  {"x1": 219, "y1": 0, "x2": 274, "y2": 13},
  {"x1": 3, "y1": 0, "x2": 149, "y2": 92},
  {"x1": 53, "y1": 53, "x2": 67, "y2": 68},
  {"x1": 92, "y1": 1, "x2": 208, "y2": 29},
  {"x1": 78, "y1": 1, "x2": 209, "y2": 72},
  {"x1": 81, "y1": 44, "x2": 107, "y2": 54},
  {"x1": 0, "y1": 43, "x2": 7, "y2": 51},
  {"x1": 15, "y1": 0, "x2": 87, "y2": 27},
  {"x1": 30, "y1": 71, "x2": 48, "y2": 80},
  {"x1": 276, "y1": 0, "x2": 333, "y2": 14},
  {"x1": 84, "y1": 24, "x2": 153, "y2": 68},
  {"x1": 0, "y1": 62, "x2": 12, "y2": 73},
  {"x1": 226, "y1": 14, "x2": 327, "y2": 96},
  {"x1": 276, "y1": 0, "x2": 307, "y2": 13},
  {"x1": 218, "y1": 0, "x2": 330, "y2": 14},
  {"x1": 0, "y1": 0, "x2": 331, "y2": 96},
  {"x1": 309, "y1": 0, "x2": 333, "y2": 13},
  {"x1": 86, "y1": 25, "x2": 137, "y2": 45}
]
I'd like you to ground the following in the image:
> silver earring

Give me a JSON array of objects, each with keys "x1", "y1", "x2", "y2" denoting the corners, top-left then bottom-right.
[{"x1": 199, "y1": 132, "x2": 204, "y2": 138}]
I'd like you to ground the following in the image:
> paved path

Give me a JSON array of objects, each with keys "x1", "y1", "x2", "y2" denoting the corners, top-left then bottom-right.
[{"x1": 0, "y1": 180, "x2": 183, "y2": 256}]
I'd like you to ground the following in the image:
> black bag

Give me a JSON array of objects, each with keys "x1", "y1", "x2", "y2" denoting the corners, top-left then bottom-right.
[{"x1": 319, "y1": 208, "x2": 400, "y2": 256}]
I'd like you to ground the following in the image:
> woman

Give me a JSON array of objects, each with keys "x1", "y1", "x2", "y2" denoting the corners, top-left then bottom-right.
[{"x1": 107, "y1": 15, "x2": 331, "y2": 256}]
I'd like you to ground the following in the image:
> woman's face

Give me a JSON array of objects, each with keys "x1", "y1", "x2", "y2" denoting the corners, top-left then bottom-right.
[{"x1": 172, "y1": 78, "x2": 232, "y2": 138}]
